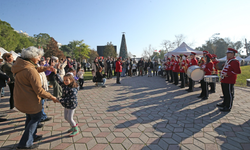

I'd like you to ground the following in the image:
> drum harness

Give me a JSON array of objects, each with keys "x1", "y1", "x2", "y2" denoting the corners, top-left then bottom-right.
[{"x1": 220, "y1": 59, "x2": 236, "y2": 80}]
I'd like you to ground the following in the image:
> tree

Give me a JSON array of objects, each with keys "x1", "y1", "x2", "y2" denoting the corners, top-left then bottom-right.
[
  {"x1": 44, "y1": 37, "x2": 65, "y2": 59},
  {"x1": 88, "y1": 49, "x2": 99, "y2": 62},
  {"x1": 103, "y1": 42, "x2": 117, "y2": 58},
  {"x1": 195, "y1": 38, "x2": 229, "y2": 58},
  {"x1": 15, "y1": 34, "x2": 33, "y2": 53},
  {"x1": 0, "y1": 20, "x2": 20, "y2": 51},
  {"x1": 128, "y1": 51, "x2": 133, "y2": 58},
  {"x1": 32, "y1": 33, "x2": 51, "y2": 49},
  {"x1": 161, "y1": 40, "x2": 175, "y2": 53},
  {"x1": 174, "y1": 34, "x2": 186, "y2": 47},
  {"x1": 142, "y1": 44, "x2": 155, "y2": 59},
  {"x1": 73, "y1": 41, "x2": 90, "y2": 63}
]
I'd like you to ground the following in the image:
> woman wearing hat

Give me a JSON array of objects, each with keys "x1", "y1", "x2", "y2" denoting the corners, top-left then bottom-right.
[{"x1": 198, "y1": 53, "x2": 214, "y2": 100}]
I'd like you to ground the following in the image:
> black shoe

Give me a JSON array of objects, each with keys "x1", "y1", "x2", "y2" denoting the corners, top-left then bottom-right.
[
  {"x1": 40, "y1": 117, "x2": 52, "y2": 122},
  {"x1": 0, "y1": 118, "x2": 7, "y2": 122},
  {"x1": 80, "y1": 87, "x2": 84, "y2": 89},
  {"x1": 197, "y1": 95, "x2": 203, "y2": 98},
  {"x1": 202, "y1": 97, "x2": 208, "y2": 100},
  {"x1": 116, "y1": 82, "x2": 121, "y2": 84},
  {"x1": 1, "y1": 95, "x2": 4, "y2": 97},
  {"x1": 187, "y1": 90, "x2": 193, "y2": 92},
  {"x1": 37, "y1": 124, "x2": 44, "y2": 128},
  {"x1": 179, "y1": 86, "x2": 184, "y2": 88},
  {"x1": 220, "y1": 107, "x2": 231, "y2": 112},
  {"x1": 209, "y1": 90, "x2": 215, "y2": 93},
  {"x1": 33, "y1": 135, "x2": 42, "y2": 142},
  {"x1": 220, "y1": 96, "x2": 224, "y2": 98},
  {"x1": 17, "y1": 144, "x2": 39, "y2": 149},
  {"x1": 216, "y1": 103, "x2": 224, "y2": 107}
]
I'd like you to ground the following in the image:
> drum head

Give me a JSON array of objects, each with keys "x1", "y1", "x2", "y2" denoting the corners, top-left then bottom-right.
[{"x1": 191, "y1": 69, "x2": 204, "y2": 81}]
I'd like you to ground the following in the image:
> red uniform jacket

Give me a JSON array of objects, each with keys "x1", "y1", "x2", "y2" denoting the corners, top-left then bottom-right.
[
  {"x1": 221, "y1": 57, "x2": 241, "y2": 84},
  {"x1": 173, "y1": 60, "x2": 180, "y2": 72},
  {"x1": 164, "y1": 62, "x2": 168, "y2": 70},
  {"x1": 190, "y1": 58, "x2": 198, "y2": 66},
  {"x1": 204, "y1": 62, "x2": 214, "y2": 75},
  {"x1": 212, "y1": 60, "x2": 219, "y2": 75},
  {"x1": 180, "y1": 60, "x2": 185, "y2": 73},
  {"x1": 170, "y1": 59, "x2": 175, "y2": 70},
  {"x1": 115, "y1": 61, "x2": 122, "y2": 72}
]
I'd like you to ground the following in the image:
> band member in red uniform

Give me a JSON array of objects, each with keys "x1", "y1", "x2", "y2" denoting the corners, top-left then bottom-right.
[
  {"x1": 165, "y1": 58, "x2": 170, "y2": 81},
  {"x1": 183, "y1": 54, "x2": 189, "y2": 86},
  {"x1": 186, "y1": 52, "x2": 198, "y2": 92},
  {"x1": 198, "y1": 54, "x2": 214, "y2": 100},
  {"x1": 169, "y1": 55, "x2": 175, "y2": 83},
  {"x1": 217, "y1": 48, "x2": 241, "y2": 111},
  {"x1": 173, "y1": 55, "x2": 180, "y2": 85},
  {"x1": 209, "y1": 54, "x2": 219, "y2": 93},
  {"x1": 179, "y1": 55, "x2": 185, "y2": 88}
]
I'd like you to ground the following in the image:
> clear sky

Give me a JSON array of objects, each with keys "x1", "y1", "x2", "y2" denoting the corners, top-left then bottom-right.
[{"x1": 1, "y1": 0, "x2": 250, "y2": 57}]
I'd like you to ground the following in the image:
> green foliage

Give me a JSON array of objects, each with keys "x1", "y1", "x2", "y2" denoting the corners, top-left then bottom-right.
[
  {"x1": 88, "y1": 49, "x2": 99, "y2": 62},
  {"x1": 103, "y1": 42, "x2": 117, "y2": 58},
  {"x1": 235, "y1": 65, "x2": 250, "y2": 87},
  {"x1": 0, "y1": 20, "x2": 20, "y2": 51},
  {"x1": 15, "y1": 34, "x2": 33, "y2": 53},
  {"x1": 60, "y1": 40, "x2": 91, "y2": 62},
  {"x1": 33, "y1": 33, "x2": 51, "y2": 49},
  {"x1": 196, "y1": 38, "x2": 229, "y2": 58}
]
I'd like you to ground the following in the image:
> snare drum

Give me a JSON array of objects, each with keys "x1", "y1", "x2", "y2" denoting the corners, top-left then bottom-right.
[
  {"x1": 204, "y1": 75, "x2": 219, "y2": 83},
  {"x1": 187, "y1": 65, "x2": 204, "y2": 81},
  {"x1": 247, "y1": 79, "x2": 250, "y2": 87}
]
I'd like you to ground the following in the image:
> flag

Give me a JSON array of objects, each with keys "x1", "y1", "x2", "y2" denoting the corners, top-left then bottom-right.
[{"x1": 159, "y1": 50, "x2": 161, "y2": 52}]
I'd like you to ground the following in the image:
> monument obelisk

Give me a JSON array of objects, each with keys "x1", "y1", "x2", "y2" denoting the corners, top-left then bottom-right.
[{"x1": 119, "y1": 32, "x2": 128, "y2": 59}]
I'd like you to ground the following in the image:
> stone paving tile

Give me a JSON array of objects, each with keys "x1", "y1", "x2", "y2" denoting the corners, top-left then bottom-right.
[{"x1": 1, "y1": 77, "x2": 250, "y2": 149}]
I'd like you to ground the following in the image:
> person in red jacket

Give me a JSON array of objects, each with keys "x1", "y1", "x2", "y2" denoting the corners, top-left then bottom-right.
[
  {"x1": 198, "y1": 54, "x2": 214, "y2": 100},
  {"x1": 165, "y1": 58, "x2": 170, "y2": 81},
  {"x1": 209, "y1": 54, "x2": 219, "y2": 93},
  {"x1": 179, "y1": 55, "x2": 185, "y2": 88},
  {"x1": 173, "y1": 55, "x2": 180, "y2": 85},
  {"x1": 115, "y1": 57, "x2": 122, "y2": 84},
  {"x1": 183, "y1": 54, "x2": 189, "y2": 86},
  {"x1": 217, "y1": 48, "x2": 241, "y2": 111},
  {"x1": 169, "y1": 55, "x2": 175, "y2": 83},
  {"x1": 186, "y1": 52, "x2": 198, "y2": 92}
]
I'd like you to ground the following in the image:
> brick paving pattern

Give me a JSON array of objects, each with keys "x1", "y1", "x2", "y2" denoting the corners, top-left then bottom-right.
[{"x1": 0, "y1": 75, "x2": 250, "y2": 150}]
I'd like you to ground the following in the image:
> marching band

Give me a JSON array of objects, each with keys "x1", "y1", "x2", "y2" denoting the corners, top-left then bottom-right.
[{"x1": 163, "y1": 48, "x2": 241, "y2": 112}]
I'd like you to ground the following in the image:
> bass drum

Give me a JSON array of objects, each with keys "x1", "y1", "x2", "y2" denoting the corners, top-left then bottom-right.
[{"x1": 187, "y1": 65, "x2": 204, "y2": 81}]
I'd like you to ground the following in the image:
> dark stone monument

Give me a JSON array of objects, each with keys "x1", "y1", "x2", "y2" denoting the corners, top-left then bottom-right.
[{"x1": 119, "y1": 33, "x2": 128, "y2": 59}]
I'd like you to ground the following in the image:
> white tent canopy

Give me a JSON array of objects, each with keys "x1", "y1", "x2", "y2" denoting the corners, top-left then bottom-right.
[
  {"x1": 164, "y1": 42, "x2": 203, "y2": 57},
  {"x1": 0, "y1": 47, "x2": 9, "y2": 57},
  {"x1": 217, "y1": 55, "x2": 244, "y2": 61},
  {"x1": 10, "y1": 51, "x2": 20, "y2": 60},
  {"x1": 244, "y1": 56, "x2": 250, "y2": 62},
  {"x1": 235, "y1": 56, "x2": 243, "y2": 61},
  {"x1": 217, "y1": 56, "x2": 227, "y2": 61}
]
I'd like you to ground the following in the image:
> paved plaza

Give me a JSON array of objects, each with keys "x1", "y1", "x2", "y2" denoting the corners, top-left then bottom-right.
[{"x1": 1, "y1": 75, "x2": 250, "y2": 150}]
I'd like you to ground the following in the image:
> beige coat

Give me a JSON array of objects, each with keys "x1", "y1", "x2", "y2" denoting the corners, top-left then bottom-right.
[{"x1": 11, "y1": 57, "x2": 54, "y2": 114}]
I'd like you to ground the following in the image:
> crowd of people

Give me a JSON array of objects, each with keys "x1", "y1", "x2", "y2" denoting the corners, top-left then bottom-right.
[
  {"x1": 0, "y1": 46, "x2": 85, "y2": 149},
  {"x1": 0, "y1": 46, "x2": 242, "y2": 149}
]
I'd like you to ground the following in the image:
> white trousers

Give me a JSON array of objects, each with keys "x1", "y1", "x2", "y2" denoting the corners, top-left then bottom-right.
[{"x1": 64, "y1": 108, "x2": 76, "y2": 127}]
